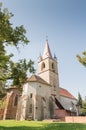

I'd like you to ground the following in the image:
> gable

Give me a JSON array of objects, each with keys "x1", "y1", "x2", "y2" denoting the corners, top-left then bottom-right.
[{"x1": 27, "y1": 75, "x2": 51, "y2": 86}]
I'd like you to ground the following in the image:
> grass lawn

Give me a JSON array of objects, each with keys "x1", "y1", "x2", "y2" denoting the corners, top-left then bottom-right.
[{"x1": 0, "y1": 120, "x2": 86, "y2": 130}]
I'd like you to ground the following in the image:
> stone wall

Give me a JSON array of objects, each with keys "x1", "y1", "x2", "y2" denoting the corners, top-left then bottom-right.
[
  {"x1": 55, "y1": 109, "x2": 70, "y2": 120},
  {"x1": 65, "y1": 116, "x2": 86, "y2": 123},
  {"x1": 3, "y1": 88, "x2": 21, "y2": 120},
  {"x1": 3, "y1": 92, "x2": 17, "y2": 119},
  {"x1": 22, "y1": 82, "x2": 55, "y2": 120},
  {"x1": 0, "y1": 109, "x2": 4, "y2": 119}
]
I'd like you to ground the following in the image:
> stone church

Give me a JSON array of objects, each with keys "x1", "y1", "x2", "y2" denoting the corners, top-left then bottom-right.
[{"x1": 0, "y1": 40, "x2": 78, "y2": 120}]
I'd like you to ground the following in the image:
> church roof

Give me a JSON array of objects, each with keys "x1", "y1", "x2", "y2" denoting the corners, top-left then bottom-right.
[
  {"x1": 56, "y1": 97, "x2": 77, "y2": 112},
  {"x1": 55, "y1": 88, "x2": 77, "y2": 111},
  {"x1": 27, "y1": 75, "x2": 51, "y2": 86},
  {"x1": 59, "y1": 87, "x2": 76, "y2": 99},
  {"x1": 43, "y1": 40, "x2": 52, "y2": 59}
]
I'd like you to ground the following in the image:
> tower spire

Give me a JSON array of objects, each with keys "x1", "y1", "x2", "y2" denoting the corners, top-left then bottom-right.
[{"x1": 43, "y1": 39, "x2": 52, "y2": 59}]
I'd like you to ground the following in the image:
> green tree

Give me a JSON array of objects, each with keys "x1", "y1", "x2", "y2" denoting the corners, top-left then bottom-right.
[
  {"x1": 81, "y1": 100, "x2": 86, "y2": 115},
  {"x1": 0, "y1": 2, "x2": 29, "y2": 46},
  {"x1": 0, "y1": 3, "x2": 35, "y2": 95},
  {"x1": 77, "y1": 51, "x2": 86, "y2": 67},
  {"x1": 77, "y1": 51, "x2": 86, "y2": 115},
  {"x1": 10, "y1": 59, "x2": 35, "y2": 89},
  {"x1": 78, "y1": 92, "x2": 83, "y2": 108}
]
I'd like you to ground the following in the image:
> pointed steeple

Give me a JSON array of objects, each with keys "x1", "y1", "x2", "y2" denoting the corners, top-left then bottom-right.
[{"x1": 43, "y1": 39, "x2": 52, "y2": 59}]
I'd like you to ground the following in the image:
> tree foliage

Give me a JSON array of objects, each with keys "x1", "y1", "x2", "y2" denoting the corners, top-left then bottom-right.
[
  {"x1": 0, "y1": 4, "x2": 29, "y2": 46},
  {"x1": 78, "y1": 93, "x2": 86, "y2": 116},
  {"x1": 10, "y1": 59, "x2": 35, "y2": 89},
  {"x1": 0, "y1": 3, "x2": 35, "y2": 94},
  {"x1": 77, "y1": 51, "x2": 86, "y2": 114},
  {"x1": 81, "y1": 100, "x2": 86, "y2": 115},
  {"x1": 78, "y1": 92, "x2": 83, "y2": 108},
  {"x1": 79, "y1": 100, "x2": 86, "y2": 116},
  {"x1": 77, "y1": 51, "x2": 86, "y2": 67}
]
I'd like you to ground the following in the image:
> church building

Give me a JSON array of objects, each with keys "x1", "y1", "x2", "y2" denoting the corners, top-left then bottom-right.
[{"x1": 0, "y1": 40, "x2": 78, "y2": 120}]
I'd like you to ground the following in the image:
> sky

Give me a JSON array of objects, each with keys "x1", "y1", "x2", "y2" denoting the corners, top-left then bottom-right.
[{"x1": 1, "y1": 0, "x2": 86, "y2": 99}]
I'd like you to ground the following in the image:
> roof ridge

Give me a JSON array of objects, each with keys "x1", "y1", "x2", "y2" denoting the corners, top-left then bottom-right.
[
  {"x1": 27, "y1": 74, "x2": 51, "y2": 86},
  {"x1": 60, "y1": 87, "x2": 76, "y2": 99}
]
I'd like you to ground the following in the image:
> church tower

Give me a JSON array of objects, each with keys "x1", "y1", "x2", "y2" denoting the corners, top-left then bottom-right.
[{"x1": 38, "y1": 40, "x2": 60, "y2": 98}]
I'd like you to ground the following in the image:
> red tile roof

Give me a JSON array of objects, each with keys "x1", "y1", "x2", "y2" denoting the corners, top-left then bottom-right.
[{"x1": 59, "y1": 87, "x2": 76, "y2": 99}]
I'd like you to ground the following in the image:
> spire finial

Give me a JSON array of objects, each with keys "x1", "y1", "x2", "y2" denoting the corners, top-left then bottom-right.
[{"x1": 43, "y1": 38, "x2": 52, "y2": 59}]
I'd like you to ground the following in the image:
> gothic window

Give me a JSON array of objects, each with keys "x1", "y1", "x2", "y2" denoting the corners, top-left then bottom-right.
[
  {"x1": 41, "y1": 62, "x2": 45, "y2": 70},
  {"x1": 29, "y1": 104, "x2": 32, "y2": 113},
  {"x1": 42, "y1": 97, "x2": 46, "y2": 107},
  {"x1": 42, "y1": 97, "x2": 46, "y2": 102},
  {"x1": 14, "y1": 95, "x2": 18, "y2": 106},
  {"x1": 30, "y1": 93, "x2": 33, "y2": 98},
  {"x1": 49, "y1": 96, "x2": 54, "y2": 102},
  {"x1": 49, "y1": 96, "x2": 54, "y2": 118}
]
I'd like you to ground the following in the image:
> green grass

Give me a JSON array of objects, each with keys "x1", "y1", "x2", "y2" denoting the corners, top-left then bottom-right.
[{"x1": 0, "y1": 120, "x2": 86, "y2": 130}]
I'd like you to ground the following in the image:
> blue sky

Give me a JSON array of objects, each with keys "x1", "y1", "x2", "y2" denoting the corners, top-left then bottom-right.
[{"x1": 1, "y1": 0, "x2": 86, "y2": 99}]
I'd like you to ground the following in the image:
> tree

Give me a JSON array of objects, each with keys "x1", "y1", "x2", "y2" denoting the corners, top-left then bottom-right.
[
  {"x1": 0, "y1": 3, "x2": 35, "y2": 94},
  {"x1": 81, "y1": 100, "x2": 86, "y2": 115},
  {"x1": 78, "y1": 92, "x2": 83, "y2": 108},
  {"x1": 77, "y1": 51, "x2": 86, "y2": 67},
  {"x1": 10, "y1": 59, "x2": 35, "y2": 89},
  {"x1": 77, "y1": 51, "x2": 86, "y2": 115},
  {"x1": 78, "y1": 93, "x2": 86, "y2": 116},
  {"x1": 0, "y1": 3, "x2": 29, "y2": 46}
]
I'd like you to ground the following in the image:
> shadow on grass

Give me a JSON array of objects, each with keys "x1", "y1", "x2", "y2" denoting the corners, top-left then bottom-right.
[
  {"x1": 0, "y1": 123, "x2": 86, "y2": 130},
  {"x1": 46, "y1": 123, "x2": 86, "y2": 130},
  {"x1": 0, "y1": 126, "x2": 43, "y2": 130}
]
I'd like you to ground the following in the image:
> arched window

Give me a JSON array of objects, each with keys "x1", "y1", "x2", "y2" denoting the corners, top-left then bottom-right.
[
  {"x1": 14, "y1": 95, "x2": 18, "y2": 106},
  {"x1": 42, "y1": 97, "x2": 46, "y2": 107},
  {"x1": 29, "y1": 104, "x2": 32, "y2": 113},
  {"x1": 41, "y1": 62, "x2": 45, "y2": 70},
  {"x1": 30, "y1": 93, "x2": 33, "y2": 98}
]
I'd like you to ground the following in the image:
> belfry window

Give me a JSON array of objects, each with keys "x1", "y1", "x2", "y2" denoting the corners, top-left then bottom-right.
[
  {"x1": 52, "y1": 63, "x2": 54, "y2": 69},
  {"x1": 52, "y1": 63, "x2": 55, "y2": 72},
  {"x1": 41, "y1": 62, "x2": 45, "y2": 70}
]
